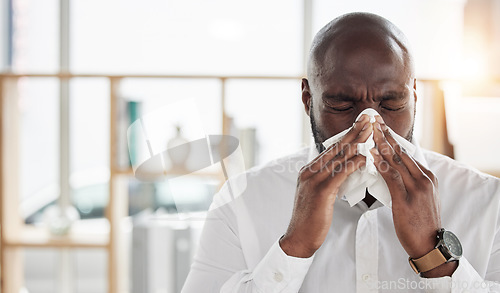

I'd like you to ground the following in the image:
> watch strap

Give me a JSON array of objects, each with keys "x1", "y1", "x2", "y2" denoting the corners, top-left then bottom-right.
[{"x1": 408, "y1": 248, "x2": 447, "y2": 274}]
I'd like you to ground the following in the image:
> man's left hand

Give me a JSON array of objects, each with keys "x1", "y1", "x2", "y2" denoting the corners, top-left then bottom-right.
[{"x1": 371, "y1": 120, "x2": 457, "y2": 277}]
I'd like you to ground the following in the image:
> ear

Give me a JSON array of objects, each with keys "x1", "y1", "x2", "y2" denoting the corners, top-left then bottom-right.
[
  {"x1": 301, "y1": 78, "x2": 312, "y2": 116},
  {"x1": 412, "y1": 78, "x2": 418, "y2": 103}
]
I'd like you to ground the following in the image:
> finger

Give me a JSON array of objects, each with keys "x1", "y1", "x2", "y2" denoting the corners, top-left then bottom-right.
[
  {"x1": 337, "y1": 114, "x2": 371, "y2": 148},
  {"x1": 321, "y1": 154, "x2": 366, "y2": 191},
  {"x1": 302, "y1": 115, "x2": 371, "y2": 175},
  {"x1": 370, "y1": 148, "x2": 407, "y2": 204},
  {"x1": 414, "y1": 160, "x2": 441, "y2": 214},
  {"x1": 300, "y1": 141, "x2": 344, "y2": 176},
  {"x1": 372, "y1": 122, "x2": 414, "y2": 189},
  {"x1": 380, "y1": 126, "x2": 422, "y2": 178},
  {"x1": 301, "y1": 142, "x2": 344, "y2": 176},
  {"x1": 318, "y1": 123, "x2": 374, "y2": 178},
  {"x1": 375, "y1": 116, "x2": 436, "y2": 185},
  {"x1": 320, "y1": 114, "x2": 371, "y2": 163},
  {"x1": 414, "y1": 159, "x2": 438, "y2": 186}
]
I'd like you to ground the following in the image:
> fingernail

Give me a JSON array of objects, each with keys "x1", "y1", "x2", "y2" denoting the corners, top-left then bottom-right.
[
  {"x1": 371, "y1": 148, "x2": 380, "y2": 156},
  {"x1": 375, "y1": 115, "x2": 384, "y2": 124},
  {"x1": 375, "y1": 122, "x2": 382, "y2": 132},
  {"x1": 362, "y1": 122, "x2": 368, "y2": 130},
  {"x1": 381, "y1": 123, "x2": 388, "y2": 131},
  {"x1": 358, "y1": 114, "x2": 368, "y2": 122}
]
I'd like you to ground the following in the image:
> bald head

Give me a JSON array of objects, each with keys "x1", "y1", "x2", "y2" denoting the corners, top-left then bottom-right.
[
  {"x1": 307, "y1": 13, "x2": 414, "y2": 86},
  {"x1": 302, "y1": 12, "x2": 418, "y2": 151}
]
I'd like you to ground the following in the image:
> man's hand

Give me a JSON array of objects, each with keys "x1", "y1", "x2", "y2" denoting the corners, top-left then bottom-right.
[
  {"x1": 279, "y1": 115, "x2": 372, "y2": 258},
  {"x1": 371, "y1": 120, "x2": 457, "y2": 277}
]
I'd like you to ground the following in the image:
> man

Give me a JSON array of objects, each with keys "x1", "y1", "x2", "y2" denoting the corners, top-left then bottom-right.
[{"x1": 182, "y1": 12, "x2": 500, "y2": 292}]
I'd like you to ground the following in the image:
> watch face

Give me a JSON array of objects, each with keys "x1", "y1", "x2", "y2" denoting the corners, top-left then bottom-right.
[{"x1": 443, "y1": 231, "x2": 463, "y2": 258}]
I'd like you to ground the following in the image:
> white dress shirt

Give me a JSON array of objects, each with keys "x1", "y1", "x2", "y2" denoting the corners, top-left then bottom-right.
[{"x1": 182, "y1": 144, "x2": 500, "y2": 292}]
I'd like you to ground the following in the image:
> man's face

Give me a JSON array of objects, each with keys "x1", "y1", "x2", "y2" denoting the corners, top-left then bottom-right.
[{"x1": 304, "y1": 36, "x2": 416, "y2": 152}]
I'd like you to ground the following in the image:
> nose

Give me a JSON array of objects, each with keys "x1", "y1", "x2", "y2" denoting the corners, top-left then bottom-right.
[{"x1": 353, "y1": 104, "x2": 381, "y2": 122}]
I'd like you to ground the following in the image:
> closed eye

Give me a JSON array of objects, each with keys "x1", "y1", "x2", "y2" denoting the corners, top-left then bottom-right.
[
  {"x1": 382, "y1": 105, "x2": 404, "y2": 111},
  {"x1": 328, "y1": 105, "x2": 353, "y2": 112},
  {"x1": 323, "y1": 99, "x2": 354, "y2": 112},
  {"x1": 380, "y1": 92, "x2": 408, "y2": 111}
]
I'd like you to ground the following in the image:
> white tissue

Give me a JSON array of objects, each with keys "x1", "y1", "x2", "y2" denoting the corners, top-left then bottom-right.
[{"x1": 322, "y1": 108, "x2": 415, "y2": 207}]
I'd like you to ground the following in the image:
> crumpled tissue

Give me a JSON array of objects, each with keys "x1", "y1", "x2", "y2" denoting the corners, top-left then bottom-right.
[{"x1": 322, "y1": 108, "x2": 415, "y2": 207}]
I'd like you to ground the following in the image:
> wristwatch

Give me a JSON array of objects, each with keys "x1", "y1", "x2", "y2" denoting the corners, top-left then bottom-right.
[{"x1": 408, "y1": 228, "x2": 463, "y2": 274}]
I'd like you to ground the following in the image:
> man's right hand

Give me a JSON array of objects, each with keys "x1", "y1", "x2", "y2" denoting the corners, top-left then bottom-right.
[{"x1": 279, "y1": 114, "x2": 373, "y2": 258}]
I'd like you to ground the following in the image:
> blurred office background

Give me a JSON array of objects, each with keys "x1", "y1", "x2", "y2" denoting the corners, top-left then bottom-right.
[{"x1": 1, "y1": 0, "x2": 499, "y2": 292}]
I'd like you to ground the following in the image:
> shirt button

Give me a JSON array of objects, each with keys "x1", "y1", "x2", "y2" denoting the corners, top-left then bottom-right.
[
  {"x1": 274, "y1": 272, "x2": 284, "y2": 282},
  {"x1": 362, "y1": 274, "x2": 370, "y2": 281},
  {"x1": 364, "y1": 212, "x2": 372, "y2": 219}
]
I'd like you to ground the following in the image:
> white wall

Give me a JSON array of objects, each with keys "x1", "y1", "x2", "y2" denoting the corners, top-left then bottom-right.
[{"x1": 311, "y1": 0, "x2": 467, "y2": 80}]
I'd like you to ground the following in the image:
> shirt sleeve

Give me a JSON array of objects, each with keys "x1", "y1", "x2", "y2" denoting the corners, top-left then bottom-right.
[
  {"x1": 421, "y1": 213, "x2": 500, "y2": 293},
  {"x1": 420, "y1": 257, "x2": 500, "y2": 293},
  {"x1": 220, "y1": 240, "x2": 314, "y2": 293},
  {"x1": 421, "y1": 176, "x2": 500, "y2": 293},
  {"x1": 181, "y1": 194, "x2": 314, "y2": 293}
]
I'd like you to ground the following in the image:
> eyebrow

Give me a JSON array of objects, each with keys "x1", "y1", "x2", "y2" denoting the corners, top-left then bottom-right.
[{"x1": 380, "y1": 91, "x2": 407, "y2": 101}]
